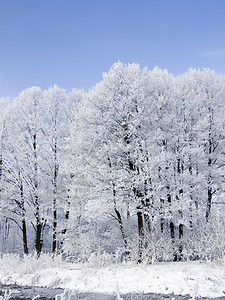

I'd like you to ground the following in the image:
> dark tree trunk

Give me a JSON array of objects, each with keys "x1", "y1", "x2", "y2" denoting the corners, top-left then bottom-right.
[
  {"x1": 114, "y1": 202, "x2": 130, "y2": 256},
  {"x1": 20, "y1": 180, "x2": 29, "y2": 254},
  {"x1": 34, "y1": 196, "x2": 43, "y2": 256},
  {"x1": 33, "y1": 134, "x2": 42, "y2": 256},
  {"x1": 160, "y1": 198, "x2": 164, "y2": 234},
  {"x1": 206, "y1": 108, "x2": 214, "y2": 223},
  {"x1": 144, "y1": 213, "x2": 151, "y2": 233},
  {"x1": 178, "y1": 223, "x2": 183, "y2": 261},
  {"x1": 113, "y1": 186, "x2": 129, "y2": 254},
  {"x1": 167, "y1": 193, "x2": 175, "y2": 242},
  {"x1": 143, "y1": 179, "x2": 152, "y2": 234},
  {"x1": 60, "y1": 191, "x2": 70, "y2": 252},
  {"x1": 137, "y1": 208, "x2": 144, "y2": 263},
  {"x1": 108, "y1": 156, "x2": 129, "y2": 256},
  {"x1": 52, "y1": 201, "x2": 57, "y2": 253},
  {"x1": 52, "y1": 141, "x2": 58, "y2": 253},
  {"x1": 22, "y1": 218, "x2": 29, "y2": 254},
  {"x1": 124, "y1": 121, "x2": 145, "y2": 263},
  {"x1": 188, "y1": 158, "x2": 193, "y2": 230},
  {"x1": 170, "y1": 221, "x2": 175, "y2": 241},
  {"x1": 35, "y1": 220, "x2": 42, "y2": 256},
  {"x1": 206, "y1": 186, "x2": 212, "y2": 222},
  {"x1": 206, "y1": 149, "x2": 212, "y2": 222},
  {"x1": 167, "y1": 191, "x2": 178, "y2": 261},
  {"x1": 176, "y1": 154, "x2": 184, "y2": 261}
]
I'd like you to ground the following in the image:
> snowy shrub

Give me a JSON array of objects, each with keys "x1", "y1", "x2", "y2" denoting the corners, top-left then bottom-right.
[
  {"x1": 0, "y1": 253, "x2": 22, "y2": 275},
  {"x1": 142, "y1": 235, "x2": 176, "y2": 264},
  {"x1": 63, "y1": 216, "x2": 124, "y2": 264},
  {"x1": 182, "y1": 218, "x2": 225, "y2": 262},
  {"x1": 0, "y1": 253, "x2": 63, "y2": 276},
  {"x1": 23, "y1": 253, "x2": 63, "y2": 273},
  {"x1": 63, "y1": 221, "x2": 103, "y2": 263},
  {"x1": 127, "y1": 231, "x2": 176, "y2": 264},
  {"x1": 87, "y1": 251, "x2": 119, "y2": 267}
]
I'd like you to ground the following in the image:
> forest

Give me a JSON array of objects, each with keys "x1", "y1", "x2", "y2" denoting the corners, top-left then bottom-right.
[{"x1": 0, "y1": 62, "x2": 225, "y2": 264}]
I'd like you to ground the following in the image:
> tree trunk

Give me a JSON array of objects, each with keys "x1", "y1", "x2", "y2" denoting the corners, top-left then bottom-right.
[
  {"x1": 143, "y1": 179, "x2": 152, "y2": 234},
  {"x1": 33, "y1": 133, "x2": 42, "y2": 256},
  {"x1": 167, "y1": 193, "x2": 175, "y2": 241},
  {"x1": 206, "y1": 108, "x2": 214, "y2": 222},
  {"x1": 20, "y1": 180, "x2": 29, "y2": 254},
  {"x1": 178, "y1": 223, "x2": 183, "y2": 261},
  {"x1": 108, "y1": 155, "x2": 129, "y2": 256},
  {"x1": 52, "y1": 200, "x2": 57, "y2": 253},
  {"x1": 160, "y1": 198, "x2": 164, "y2": 234},
  {"x1": 137, "y1": 208, "x2": 144, "y2": 263},
  {"x1": 60, "y1": 189, "x2": 70, "y2": 252},
  {"x1": 35, "y1": 195, "x2": 42, "y2": 256},
  {"x1": 22, "y1": 218, "x2": 29, "y2": 254},
  {"x1": 35, "y1": 220, "x2": 42, "y2": 256},
  {"x1": 206, "y1": 157, "x2": 212, "y2": 222},
  {"x1": 52, "y1": 141, "x2": 58, "y2": 253},
  {"x1": 170, "y1": 220, "x2": 175, "y2": 241},
  {"x1": 176, "y1": 154, "x2": 184, "y2": 261},
  {"x1": 114, "y1": 202, "x2": 129, "y2": 256}
]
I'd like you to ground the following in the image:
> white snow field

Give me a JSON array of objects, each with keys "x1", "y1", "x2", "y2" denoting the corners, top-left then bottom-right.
[{"x1": 0, "y1": 255, "x2": 225, "y2": 298}]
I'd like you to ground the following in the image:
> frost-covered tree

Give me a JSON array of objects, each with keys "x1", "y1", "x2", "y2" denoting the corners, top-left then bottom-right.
[
  {"x1": 177, "y1": 69, "x2": 225, "y2": 224},
  {"x1": 68, "y1": 63, "x2": 176, "y2": 261},
  {"x1": 56, "y1": 88, "x2": 86, "y2": 254},
  {"x1": 3, "y1": 87, "x2": 45, "y2": 255},
  {"x1": 41, "y1": 86, "x2": 69, "y2": 253},
  {"x1": 41, "y1": 86, "x2": 83, "y2": 253},
  {"x1": 0, "y1": 97, "x2": 12, "y2": 252}
]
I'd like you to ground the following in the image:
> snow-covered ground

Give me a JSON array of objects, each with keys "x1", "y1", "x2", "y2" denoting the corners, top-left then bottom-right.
[{"x1": 0, "y1": 255, "x2": 225, "y2": 298}]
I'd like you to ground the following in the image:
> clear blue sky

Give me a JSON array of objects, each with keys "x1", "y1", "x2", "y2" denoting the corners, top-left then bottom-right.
[{"x1": 0, "y1": 0, "x2": 225, "y2": 98}]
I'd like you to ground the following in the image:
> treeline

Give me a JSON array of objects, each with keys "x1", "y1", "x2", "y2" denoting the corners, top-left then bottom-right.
[{"x1": 0, "y1": 62, "x2": 225, "y2": 263}]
